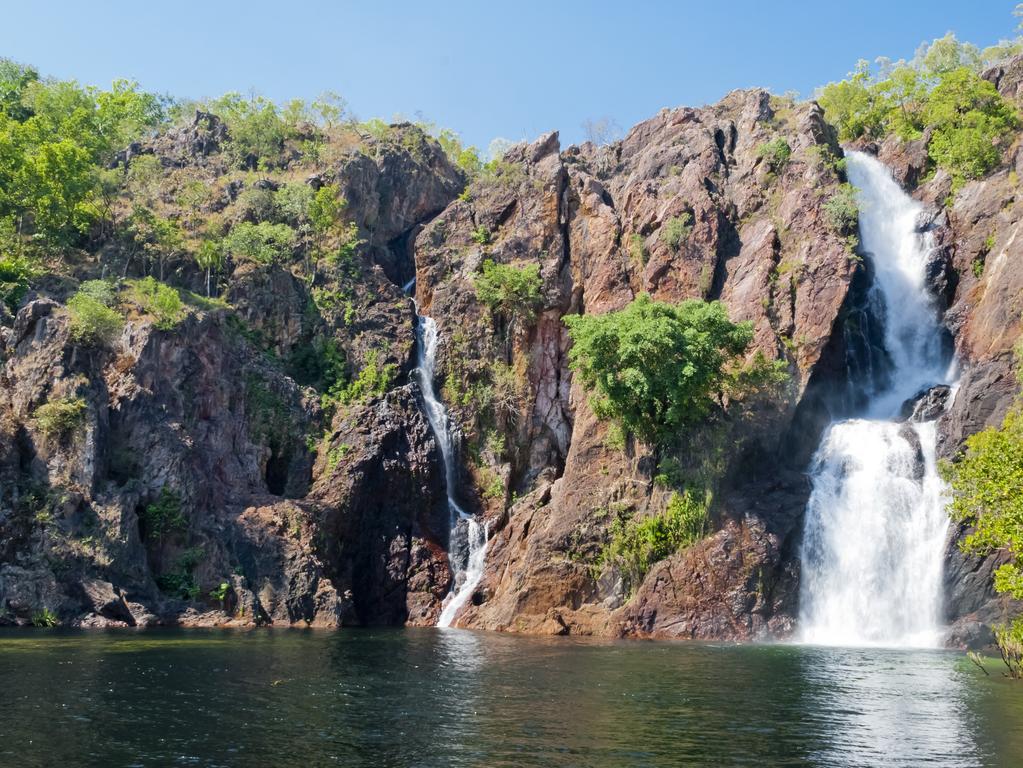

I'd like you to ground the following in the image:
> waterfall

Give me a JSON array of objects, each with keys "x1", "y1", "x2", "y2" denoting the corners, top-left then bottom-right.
[
  {"x1": 412, "y1": 311, "x2": 489, "y2": 629},
  {"x1": 798, "y1": 151, "x2": 954, "y2": 648}
]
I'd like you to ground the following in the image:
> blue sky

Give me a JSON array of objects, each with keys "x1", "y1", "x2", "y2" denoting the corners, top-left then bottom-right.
[{"x1": 2, "y1": 1, "x2": 1019, "y2": 150}]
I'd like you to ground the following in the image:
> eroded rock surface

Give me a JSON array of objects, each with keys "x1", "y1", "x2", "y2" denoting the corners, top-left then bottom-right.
[{"x1": 3, "y1": 68, "x2": 1023, "y2": 645}]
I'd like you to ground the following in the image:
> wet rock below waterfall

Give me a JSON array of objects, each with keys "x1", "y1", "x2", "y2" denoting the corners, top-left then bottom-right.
[
  {"x1": 900, "y1": 385, "x2": 951, "y2": 423},
  {"x1": 897, "y1": 424, "x2": 926, "y2": 482},
  {"x1": 448, "y1": 517, "x2": 471, "y2": 575}
]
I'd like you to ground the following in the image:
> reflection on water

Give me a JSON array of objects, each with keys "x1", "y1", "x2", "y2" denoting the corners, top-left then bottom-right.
[
  {"x1": 0, "y1": 629, "x2": 1020, "y2": 768},
  {"x1": 802, "y1": 646, "x2": 981, "y2": 767}
]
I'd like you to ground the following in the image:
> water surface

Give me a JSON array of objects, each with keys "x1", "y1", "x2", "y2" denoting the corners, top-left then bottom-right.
[{"x1": 0, "y1": 629, "x2": 1020, "y2": 767}]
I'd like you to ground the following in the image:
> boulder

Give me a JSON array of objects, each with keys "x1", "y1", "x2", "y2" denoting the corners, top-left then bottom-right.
[
  {"x1": 77, "y1": 579, "x2": 135, "y2": 624},
  {"x1": 900, "y1": 385, "x2": 952, "y2": 422}
]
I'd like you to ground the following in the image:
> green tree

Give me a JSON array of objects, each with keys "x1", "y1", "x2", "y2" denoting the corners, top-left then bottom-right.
[
  {"x1": 209, "y1": 92, "x2": 287, "y2": 170},
  {"x1": 308, "y1": 184, "x2": 346, "y2": 235},
  {"x1": 223, "y1": 221, "x2": 297, "y2": 265},
  {"x1": 473, "y1": 259, "x2": 542, "y2": 329},
  {"x1": 16, "y1": 138, "x2": 97, "y2": 245},
  {"x1": 123, "y1": 205, "x2": 184, "y2": 278},
  {"x1": 914, "y1": 32, "x2": 981, "y2": 77},
  {"x1": 0, "y1": 70, "x2": 166, "y2": 251},
  {"x1": 274, "y1": 182, "x2": 314, "y2": 227},
  {"x1": 435, "y1": 127, "x2": 483, "y2": 175},
  {"x1": 943, "y1": 407, "x2": 1023, "y2": 600},
  {"x1": 942, "y1": 406, "x2": 1023, "y2": 677},
  {"x1": 817, "y1": 61, "x2": 883, "y2": 141},
  {"x1": 125, "y1": 154, "x2": 163, "y2": 204},
  {"x1": 873, "y1": 64, "x2": 928, "y2": 139},
  {"x1": 564, "y1": 294, "x2": 772, "y2": 443},
  {"x1": 18, "y1": 78, "x2": 103, "y2": 156},
  {"x1": 816, "y1": 35, "x2": 1019, "y2": 184},
  {"x1": 32, "y1": 396, "x2": 87, "y2": 440},
  {"x1": 311, "y1": 90, "x2": 348, "y2": 128},
  {"x1": 0, "y1": 58, "x2": 39, "y2": 121},
  {"x1": 94, "y1": 79, "x2": 164, "y2": 157},
  {"x1": 924, "y1": 68, "x2": 1019, "y2": 186},
  {"x1": 194, "y1": 239, "x2": 224, "y2": 296},
  {"x1": 67, "y1": 290, "x2": 123, "y2": 345}
]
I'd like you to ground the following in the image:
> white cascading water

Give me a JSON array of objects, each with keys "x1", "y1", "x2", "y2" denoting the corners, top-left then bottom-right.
[
  {"x1": 798, "y1": 151, "x2": 955, "y2": 647},
  {"x1": 412, "y1": 312, "x2": 489, "y2": 628}
]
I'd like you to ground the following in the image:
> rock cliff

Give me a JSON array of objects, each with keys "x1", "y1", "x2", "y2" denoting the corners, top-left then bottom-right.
[{"x1": 1, "y1": 67, "x2": 1021, "y2": 645}]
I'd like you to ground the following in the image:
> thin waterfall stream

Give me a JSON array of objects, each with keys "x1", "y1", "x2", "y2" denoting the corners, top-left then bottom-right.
[
  {"x1": 798, "y1": 151, "x2": 956, "y2": 647},
  {"x1": 408, "y1": 286, "x2": 489, "y2": 628}
]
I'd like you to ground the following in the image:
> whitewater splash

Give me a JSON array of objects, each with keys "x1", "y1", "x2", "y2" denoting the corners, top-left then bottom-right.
[
  {"x1": 798, "y1": 151, "x2": 954, "y2": 648},
  {"x1": 413, "y1": 313, "x2": 489, "y2": 629}
]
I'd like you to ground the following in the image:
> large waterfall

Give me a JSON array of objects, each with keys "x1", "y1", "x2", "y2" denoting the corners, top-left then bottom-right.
[
  {"x1": 798, "y1": 151, "x2": 955, "y2": 648},
  {"x1": 412, "y1": 311, "x2": 489, "y2": 628}
]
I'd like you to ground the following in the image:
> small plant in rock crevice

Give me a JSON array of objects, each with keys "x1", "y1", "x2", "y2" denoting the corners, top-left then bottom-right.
[
  {"x1": 660, "y1": 213, "x2": 693, "y2": 252},
  {"x1": 140, "y1": 486, "x2": 186, "y2": 541},
  {"x1": 30, "y1": 608, "x2": 58, "y2": 627}
]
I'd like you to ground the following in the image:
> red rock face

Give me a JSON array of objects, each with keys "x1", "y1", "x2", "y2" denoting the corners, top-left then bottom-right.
[{"x1": 413, "y1": 89, "x2": 859, "y2": 638}]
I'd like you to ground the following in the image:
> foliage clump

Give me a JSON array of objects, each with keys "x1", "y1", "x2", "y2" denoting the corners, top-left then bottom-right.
[
  {"x1": 30, "y1": 608, "x2": 58, "y2": 627},
  {"x1": 564, "y1": 294, "x2": 785, "y2": 444},
  {"x1": 660, "y1": 213, "x2": 693, "y2": 252},
  {"x1": 32, "y1": 396, "x2": 87, "y2": 440},
  {"x1": 130, "y1": 276, "x2": 183, "y2": 330},
  {"x1": 156, "y1": 547, "x2": 204, "y2": 600},
  {"x1": 941, "y1": 406, "x2": 1023, "y2": 677},
  {"x1": 325, "y1": 349, "x2": 396, "y2": 408},
  {"x1": 943, "y1": 408, "x2": 1023, "y2": 601},
  {"x1": 757, "y1": 138, "x2": 792, "y2": 173},
  {"x1": 471, "y1": 226, "x2": 492, "y2": 245},
  {"x1": 473, "y1": 259, "x2": 542, "y2": 326},
  {"x1": 816, "y1": 33, "x2": 1020, "y2": 188},
  {"x1": 140, "y1": 486, "x2": 186, "y2": 540},
  {"x1": 77, "y1": 279, "x2": 117, "y2": 305},
  {"x1": 223, "y1": 221, "x2": 297, "y2": 265},
  {"x1": 0, "y1": 253, "x2": 36, "y2": 312},
  {"x1": 994, "y1": 621, "x2": 1023, "y2": 679},
  {"x1": 628, "y1": 233, "x2": 648, "y2": 268},
  {"x1": 599, "y1": 491, "x2": 709, "y2": 591},
  {"x1": 67, "y1": 283, "x2": 123, "y2": 345},
  {"x1": 823, "y1": 183, "x2": 860, "y2": 238}
]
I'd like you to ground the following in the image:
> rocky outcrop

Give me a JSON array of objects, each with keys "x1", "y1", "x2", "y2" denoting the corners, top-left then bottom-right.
[
  {"x1": 0, "y1": 121, "x2": 464, "y2": 629},
  {"x1": 413, "y1": 90, "x2": 858, "y2": 638},
  {"x1": 4, "y1": 69, "x2": 1023, "y2": 645}
]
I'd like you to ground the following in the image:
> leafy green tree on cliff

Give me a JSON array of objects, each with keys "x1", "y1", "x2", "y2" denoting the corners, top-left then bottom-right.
[
  {"x1": 564, "y1": 294, "x2": 785, "y2": 444},
  {"x1": 943, "y1": 408, "x2": 1023, "y2": 600},
  {"x1": 942, "y1": 405, "x2": 1023, "y2": 676},
  {"x1": 473, "y1": 259, "x2": 542, "y2": 343},
  {"x1": 923, "y1": 68, "x2": 1019, "y2": 185}
]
